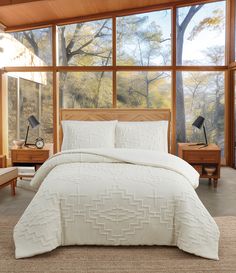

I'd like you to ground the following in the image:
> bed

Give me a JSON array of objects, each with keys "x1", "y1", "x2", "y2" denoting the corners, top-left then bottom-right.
[{"x1": 14, "y1": 109, "x2": 220, "y2": 260}]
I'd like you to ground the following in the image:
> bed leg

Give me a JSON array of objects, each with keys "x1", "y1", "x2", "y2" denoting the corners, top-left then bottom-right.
[
  {"x1": 208, "y1": 178, "x2": 212, "y2": 186},
  {"x1": 213, "y1": 179, "x2": 218, "y2": 188}
]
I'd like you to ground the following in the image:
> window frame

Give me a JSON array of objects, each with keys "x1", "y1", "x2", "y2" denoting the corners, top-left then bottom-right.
[{"x1": 0, "y1": 0, "x2": 233, "y2": 166}]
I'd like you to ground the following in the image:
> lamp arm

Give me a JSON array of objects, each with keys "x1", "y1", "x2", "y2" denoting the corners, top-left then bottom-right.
[
  {"x1": 24, "y1": 125, "x2": 30, "y2": 146},
  {"x1": 203, "y1": 124, "x2": 208, "y2": 145}
]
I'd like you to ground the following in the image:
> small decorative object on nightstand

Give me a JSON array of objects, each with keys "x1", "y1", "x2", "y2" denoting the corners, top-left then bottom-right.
[
  {"x1": 13, "y1": 139, "x2": 25, "y2": 149},
  {"x1": 178, "y1": 143, "x2": 221, "y2": 188},
  {"x1": 35, "y1": 137, "x2": 45, "y2": 149},
  {"x1": 11, "y1": 144, "x2": 53, "y2": 175}
]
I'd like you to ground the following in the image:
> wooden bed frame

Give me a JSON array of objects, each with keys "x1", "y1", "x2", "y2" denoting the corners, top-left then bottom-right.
[{"x1": 60, "y1": 109, "x2": 171, "y2": 152}]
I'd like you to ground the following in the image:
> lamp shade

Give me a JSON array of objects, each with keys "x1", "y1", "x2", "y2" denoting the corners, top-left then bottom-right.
[
  {"x1": 192, "y1": 116, "x2": 205, "y2": 129},
  {"x1": 28, "y1": 115, "x2": 40, "y2": 128}
]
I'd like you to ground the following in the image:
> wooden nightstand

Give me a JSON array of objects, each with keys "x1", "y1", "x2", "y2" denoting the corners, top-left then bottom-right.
[
  {"x1": 178, "y1": 143, "x2": 221, "y2": 188},
  {"x1": 0, "y1": 155, "x2": 7, "y2": 168},
  {"x1": 11, "y1": 144, "x2": 53, "y2": 172}
]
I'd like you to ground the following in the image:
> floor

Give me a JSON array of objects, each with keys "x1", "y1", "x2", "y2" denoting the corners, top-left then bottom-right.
[
  {"x1": 0, "y1": 167, "x2": 236, "y2": 218},
  {"x1": 0, "y1": 167, "x2": 236, "y2": 273},
  {"x1": 196, "y1": 167, "x2": 236, "y2": 216}
]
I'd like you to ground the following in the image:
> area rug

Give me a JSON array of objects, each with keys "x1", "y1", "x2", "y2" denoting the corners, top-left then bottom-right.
[{"x1": 0, "y1": 217, "x2": 235, "y2": 273}]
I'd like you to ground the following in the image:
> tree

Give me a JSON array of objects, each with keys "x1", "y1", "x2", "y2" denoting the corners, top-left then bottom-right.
[
  {"x1": 8, "y1": 5, "x2": 226, "y2": 145},
  {"x1": 117, "y1": 12, "x2": 171, "y2": 108},
  {"x1": 176, "y1": 3, "x2": 225, "y2": 142},
  {"x1": 182, "y1": 45, "x2": 224, "y2": 150},
  {"x1": 58, "y1": 19, "x2": 112, "y2": 107},
  {"x1": 12, "y1": 28, "x2": 51, "y2": 65},
  {"x1": 176, "y1": 5, "x2": 203, "y2": 142}
]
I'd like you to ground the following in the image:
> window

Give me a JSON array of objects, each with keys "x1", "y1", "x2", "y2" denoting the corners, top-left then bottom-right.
[
  {"x1": 58, "y1": 19, "x2": 112, "y2": 66},
  {"x1": 117, "y1": 71, "x2": 171, "y2": 108},
  {"x1": 117, "y1": 10, "x2": 171, "y2": 66},
  {"x1": 7, "y1": 72, "x2": 53, "y2": 152},
  {"x1": 176, "y1": 1, "x2": 225, "y2": 66},
  {"x1": 59, "y1": 72, "x2": 112, "y2": 108},
  {"x1": 176, "y1": 71, "x2": 225, "y2": 153},
  {"x1": 2, "y1": 0, "x2": 231, "y2": 160},
  {"x1": 9, "y1": 28, "x2": 52, "y2": 66}
]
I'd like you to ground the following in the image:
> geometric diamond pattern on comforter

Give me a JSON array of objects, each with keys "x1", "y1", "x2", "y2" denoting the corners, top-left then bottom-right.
[{"x1": 14, "y1": 149, "x2": 220, "y2": 260}]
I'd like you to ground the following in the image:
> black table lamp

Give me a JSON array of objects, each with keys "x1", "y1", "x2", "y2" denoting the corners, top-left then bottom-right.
[
  {"x1": 24, "y1": 115, "x2": 40, "y2": 147},
  {"x1": 191, "y1": 116, "x2": 208, "y2": 147}
]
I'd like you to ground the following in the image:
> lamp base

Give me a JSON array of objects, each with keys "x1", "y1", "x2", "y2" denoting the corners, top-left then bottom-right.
[
  {"x1": 199, "y1": 144, "x2": 208, "y2": 149},
  {"x1": 188, "y1": 142, "x2": 206, "y2": 146},
  {"x1": 24, "y1": 143, "x2": 36, "y2": 148}
]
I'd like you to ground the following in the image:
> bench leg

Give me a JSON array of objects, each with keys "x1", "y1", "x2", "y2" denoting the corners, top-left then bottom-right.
[{"x1": 10, "y1": 179, "x2": 16, "y2": 196}]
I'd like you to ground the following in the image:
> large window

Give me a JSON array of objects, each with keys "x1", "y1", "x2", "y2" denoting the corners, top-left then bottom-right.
[
  {"x1": 117, "y1": 10, "x2": 171, "y2": 66},
  {"x1": 2, "y1": 0, "x2": 232, "y2": 163},
  {"x1": 59, "y1": 72, "x2": 112, "y2": 108},
  {"x1": 117, "y1": 71, "x2": 171, "y2": 108},
  {"x1": 176, "y1": 1, "x2": 225, "y2": 66},
  {"x1": 58, "y1": 19, "x2": 112, "y2": 66},
  {"x1": 10, "y1": 28, "x2": 52, "y2": 66},
  {"x1": 7, "y1": 72, "x2": 53, "y2": 152},
  {"x1": 176, "y1": 1, "x2": 226, "y2": 156},
  {"x1": 176, "y1": 72, "x2": 225, "y2": 152}
]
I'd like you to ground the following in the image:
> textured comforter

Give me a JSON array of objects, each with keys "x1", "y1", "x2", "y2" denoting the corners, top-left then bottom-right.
[{"x1": 14, "y1": 149, "x2": 220, "y2": 259}]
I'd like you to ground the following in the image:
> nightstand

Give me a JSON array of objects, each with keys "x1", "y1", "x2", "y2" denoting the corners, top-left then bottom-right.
[
  {"x1": 11, "y1": 144, "x2": 53, "y2": 173},
  {"x1": 0, "y1": 155, "x2": 6, "y2": 168},
  {"x1": 178, "y1": 143, "x2": 221, "y2": 188}
]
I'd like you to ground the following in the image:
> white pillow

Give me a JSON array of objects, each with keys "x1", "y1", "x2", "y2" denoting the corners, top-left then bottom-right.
[
  {"x1": 115, "y1": 121, "x2": 169, "y2": 152},
  {"x1": 61, "y1": 120, "x2": 117, "y2": 151}
]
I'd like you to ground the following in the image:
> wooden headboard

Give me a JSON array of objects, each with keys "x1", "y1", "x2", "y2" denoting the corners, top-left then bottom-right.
[{"x1": 60, "y1": 109, "x2": 171, "y2": 151}]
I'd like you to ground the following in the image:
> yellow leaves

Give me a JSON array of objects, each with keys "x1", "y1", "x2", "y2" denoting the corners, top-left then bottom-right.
[
  {"x1": 188, "y1": 9, "x2": 224, "y2": 41},
  {"x1": 116, "y1": 71, "x2": 171, "y2": 108}
]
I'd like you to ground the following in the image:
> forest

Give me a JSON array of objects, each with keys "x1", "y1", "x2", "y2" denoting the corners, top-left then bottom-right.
[{"x1": 2, "y1": 1, "x2": 226, "y2": 153}]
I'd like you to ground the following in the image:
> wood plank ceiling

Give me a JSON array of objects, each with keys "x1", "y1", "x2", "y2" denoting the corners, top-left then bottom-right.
[{"x1": 0, "y1": 0, "x2": 181, "y2": 31}]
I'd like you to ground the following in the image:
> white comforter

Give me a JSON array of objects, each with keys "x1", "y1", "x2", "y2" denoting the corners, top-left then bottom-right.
[{"x1": 14, "y1": 149, "x2": 220, "y2": 260}]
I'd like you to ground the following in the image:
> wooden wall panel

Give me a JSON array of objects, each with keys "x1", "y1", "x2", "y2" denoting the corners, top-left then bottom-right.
[
  {"x1": 0, "y1": 0, "x2": 219, "y2": 31},
  {"x1": 0, "y1": 0, "x2": 47, "y2": 6}
]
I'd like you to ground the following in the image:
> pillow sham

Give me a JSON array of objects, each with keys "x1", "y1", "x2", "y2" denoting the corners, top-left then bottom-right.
[
  {"x1": 61, "y1": 120, "x2": 117, "y2": 151},
  {"x1": 115, "y1": 121, "x2": 169, "y2": 152}
]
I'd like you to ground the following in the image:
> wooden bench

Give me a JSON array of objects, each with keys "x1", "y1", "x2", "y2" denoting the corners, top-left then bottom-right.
[{"x1": 0, "y1": 167, "x2": 18, "y2": 196}]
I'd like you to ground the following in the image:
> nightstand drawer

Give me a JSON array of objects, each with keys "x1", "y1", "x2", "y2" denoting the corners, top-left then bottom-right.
[
  {"x1": 12, "y1": 150, "x2": 48, "y2": 163},
  {"x1": 183, "y1": 151, "x2": 219, "y2": 163}
]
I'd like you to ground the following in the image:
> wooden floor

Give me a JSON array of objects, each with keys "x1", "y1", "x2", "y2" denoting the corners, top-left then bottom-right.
[{"x1": 0, "y1": 167, "x2": 236, "y2": 217}]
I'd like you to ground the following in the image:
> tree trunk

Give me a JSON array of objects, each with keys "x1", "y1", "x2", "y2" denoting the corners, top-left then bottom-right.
[
  {"x1": 94, "y1": 49, "x2": 112, "y2": 108},
  {"x1": 175, "y1": 5, "x2": 203, "y2": 143},
  {"x1": 59, "y1": 27, "x2": 69, "y2": 108},
  {"x1": 176, "y1": 28, "x2": 186, "y2": 142},
  {"x1": 145, "y1": 73, "x2": 151, "y2": 108},
  {"x1": 214, "y1": 73, "x2": 222, "y2": 146}
]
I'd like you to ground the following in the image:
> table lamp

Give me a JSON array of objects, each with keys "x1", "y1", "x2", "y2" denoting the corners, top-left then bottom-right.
[
  {"x1": 191, "y1": 115, "x2": 208, "y2": 147},
  {"x1": 24, "y1": 115, "x2": 40, "y2": 147}
]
